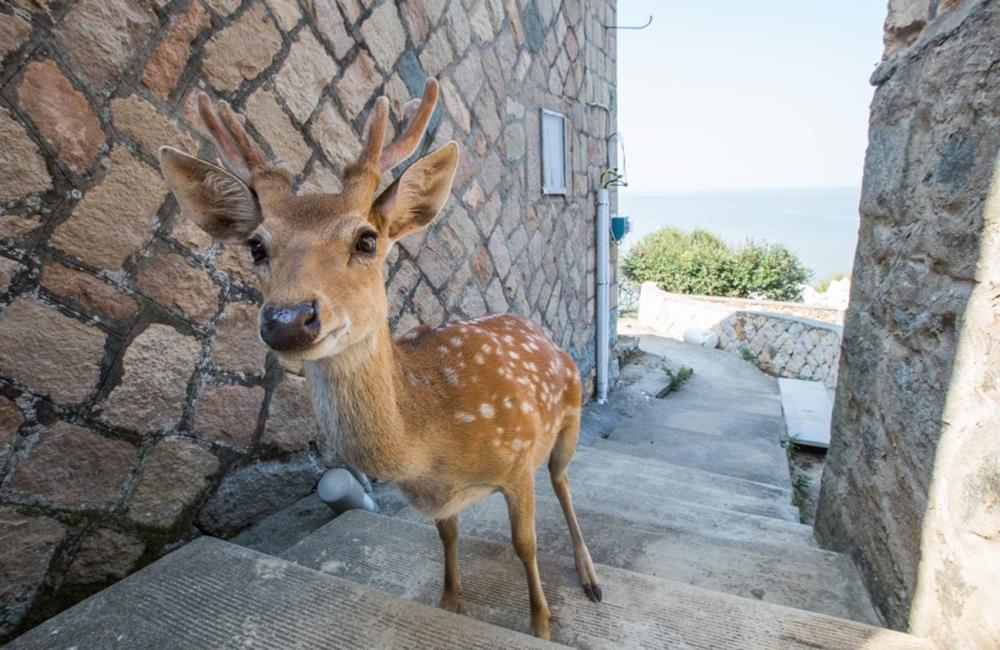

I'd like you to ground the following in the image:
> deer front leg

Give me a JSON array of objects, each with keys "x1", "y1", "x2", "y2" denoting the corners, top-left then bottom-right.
[
  {"x1": 435, "y1": 515, "x2": 464, "y2": 614},
  {"x1": 503, "y1": 480, "x2": 551, "y2": 640}
]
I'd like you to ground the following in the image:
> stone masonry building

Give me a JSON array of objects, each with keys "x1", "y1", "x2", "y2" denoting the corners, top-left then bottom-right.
[{"x1": 0, "y1": 0, "x2": 618, "y2": 640}]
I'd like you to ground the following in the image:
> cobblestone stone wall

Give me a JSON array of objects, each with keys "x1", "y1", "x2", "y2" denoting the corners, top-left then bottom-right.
[
  {"x1": 0, "y1": 0, "x2": 617, "y2": 640},
  {"x1": 714, "y1": 313, "x2": 841, "y2": 388},
  {"x1": 815, "y1": 1, "x2": 1000, "y2": 646}
]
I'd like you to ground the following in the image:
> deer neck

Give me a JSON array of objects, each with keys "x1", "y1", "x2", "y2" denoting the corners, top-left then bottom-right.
[{"x1": 303, "y1": 323, "x2": 416, "y2": 480}]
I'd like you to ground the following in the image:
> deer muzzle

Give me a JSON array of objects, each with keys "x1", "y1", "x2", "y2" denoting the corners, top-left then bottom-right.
[{"x1": 259, "y1": 301, "x2": 321, "y2": 351}]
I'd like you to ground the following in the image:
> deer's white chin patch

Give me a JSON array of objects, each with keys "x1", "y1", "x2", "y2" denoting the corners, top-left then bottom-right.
[{"x1": 277, "y1": 321, "x2": 350, "y2": 362}]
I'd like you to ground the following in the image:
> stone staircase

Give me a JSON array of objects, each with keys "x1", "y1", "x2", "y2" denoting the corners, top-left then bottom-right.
[{"x1": 6, "y1": 336, "x2": 932, "y2": 649}]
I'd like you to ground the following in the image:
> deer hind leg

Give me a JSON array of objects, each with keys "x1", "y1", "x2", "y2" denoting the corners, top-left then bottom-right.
[
  {"x1": 503, "y1": 478, "x2": 551, "y2": 639},
  {"x1": 435, "y1": 515, "x2": 464, "y2": 613},
  {"x1": 549, "y1": 415, "x2": 602, "y2": 602}
]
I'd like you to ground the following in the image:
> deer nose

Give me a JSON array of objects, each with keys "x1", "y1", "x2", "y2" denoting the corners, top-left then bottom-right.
[{"x1": 260, "y1": 301, "x2": 320, "y2": 351}]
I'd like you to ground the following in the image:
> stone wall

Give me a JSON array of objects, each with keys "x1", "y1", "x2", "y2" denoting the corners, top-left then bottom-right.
[
  {"x1": 637, "y1": 282, "x2": 842, "y2": 387},
  {"x1": 641, "y1": 289, "x2": 844, "y2": 326},
  {"x1": 815, "y1": 1, "x2": 999, "y2": 647},
  {"x1": 0, "y1": 0, "x2": 617, "y2": 640},
  {"x1": 714, "y1": 312, "x2": 840, "y2": 388}
]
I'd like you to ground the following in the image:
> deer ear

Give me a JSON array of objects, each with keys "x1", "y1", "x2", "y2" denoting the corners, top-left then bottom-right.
[
  {"x1": 373, "y1": 141, "x2": 459, "y2": 240},
  {"x1": 158, "y1": 146, "x2": 261, "y2": 242}
]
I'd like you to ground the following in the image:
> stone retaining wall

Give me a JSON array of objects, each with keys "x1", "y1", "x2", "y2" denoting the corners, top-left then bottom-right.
[
  {"x1": 637, "y1": 282, "x2": 841, "y2": 387},
  {"x1": 715, "y1": 312, "x2": 841, "y2": 388},
  {"x1": 0, "y1": 0, "x2": 617, "y2": 640},
  {"x1": 660, "y1": 292, "x2": 844, "y2": 325}
]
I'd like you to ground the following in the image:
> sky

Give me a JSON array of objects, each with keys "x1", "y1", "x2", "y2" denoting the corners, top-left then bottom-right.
[{"x1": 615, "y1": 1, "x2": 888, "y2": 193}]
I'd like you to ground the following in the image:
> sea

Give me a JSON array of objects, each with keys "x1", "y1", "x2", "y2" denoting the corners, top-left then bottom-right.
[{"x1": 617, "y1": 187, "x2": 861, "y2": 281}]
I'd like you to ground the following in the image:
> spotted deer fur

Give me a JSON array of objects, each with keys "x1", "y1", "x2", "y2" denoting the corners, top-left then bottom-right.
[{"x1": 158, "y1": 79, "x2": 600, "y2": 639}]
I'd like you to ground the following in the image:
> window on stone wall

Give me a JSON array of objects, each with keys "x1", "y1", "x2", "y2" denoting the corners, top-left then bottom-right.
[{"x1": 541, "y1": 109, "x2": 567, "y2": 195}]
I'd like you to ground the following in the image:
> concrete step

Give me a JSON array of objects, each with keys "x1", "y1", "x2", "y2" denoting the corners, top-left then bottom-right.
[
  {"x1": 530, "y1": 470, "x2": 816, "y2": 548},
  {"x1": 231, "y1": 493, "x2": 337, "y2": 555},
  {"x1": 575, "y1": 444, "x2": 792, "y2": 500},
  {"x1": 615, "y1": 400, "x2": 788, "y2": 444},
  {"x1": 571, "y1": 446, "x2": 799, "y2": 521},
  {"x1": 392, "y1": 491, "x2": 880, "y2": 623},
  {"x1": 282, "y1": 511, "x2": 930, "y2": 649},
  {"x1": 7, "y1": 537, "x2": 555, "y2": 649},
  {"x1": 657, "y1": 385, "x2": 785, "y2": 418},
  {"x1": 599, "y1": 428, "x2": 793, "y2": 488},
  {"x1": 611, "y1": 367, "x2": 782, "y2": 422},
  {"x1": 632, "y1": 334, "x2": 780, "y2": 396},
  {"x1": 779, "y1": 377, "x2": 833, "y2": 448},
  {"x1": 372, "y1": 478, "x2": 810, "y2": 550}
]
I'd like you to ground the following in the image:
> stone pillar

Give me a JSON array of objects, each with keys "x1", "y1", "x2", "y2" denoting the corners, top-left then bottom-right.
[{"x1": 814, "y1": 1, "x2": 1000, "y2": 647}]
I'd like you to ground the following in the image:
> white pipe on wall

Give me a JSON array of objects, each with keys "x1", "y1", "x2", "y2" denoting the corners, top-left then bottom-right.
[
  {"x1": 317, "y1": 468, "x2": 379, "y2": 514},
  {"x1": 596, "y1": 188, "x2": 610, "y2": 404}
]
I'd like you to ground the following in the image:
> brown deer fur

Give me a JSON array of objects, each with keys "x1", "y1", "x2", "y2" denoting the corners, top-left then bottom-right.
[{"x1": 158, "y1": 80, "x2": 600, "y2": 639}]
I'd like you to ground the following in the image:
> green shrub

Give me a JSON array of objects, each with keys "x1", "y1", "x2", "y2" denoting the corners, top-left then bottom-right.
[{"x1": 621, "y1": 227, "x2": 811, "y2": 301}]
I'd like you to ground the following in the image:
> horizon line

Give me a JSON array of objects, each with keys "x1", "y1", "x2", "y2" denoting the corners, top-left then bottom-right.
[{"x1": 620, "y1": 184, "x2": 861, "y2": 196}]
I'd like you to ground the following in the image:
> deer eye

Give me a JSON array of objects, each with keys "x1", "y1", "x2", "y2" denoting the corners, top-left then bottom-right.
[
  {"x1": 355, "y1": 230, "x2": 377, "y2": 255},
  {"x1": 247, "y1": 237, "x2": 267, "y2": 264}
]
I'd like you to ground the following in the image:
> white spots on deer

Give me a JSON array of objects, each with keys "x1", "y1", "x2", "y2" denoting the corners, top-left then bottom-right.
[
  {"x1": 496, "y1": 426, "x2": 505, "y2": 434},
  {"x1": 491, "y1": 438, "x2": 501, "y2": 447},
  {"x1": 443, "y1": 367, "x2": 459, "y2": 386},
  {"x1": 450, "y1": 336, "x2": 463, "y2": 348},
  {"x1": 401, "y1": 330, "x2": 419, "y2": 342},
  {"x1": 437, "y1": 345, "x2": 449, "y2": 354},
  {"x1": 502, "y1": 396, "x2": 515, "y2": 409},
  {"x1": 479, "y1": 403, "x2": 495, "y2": 418},
  {"x1": 503, "y1": 334, "x2": 515, "y2": 344},
  {"x1": 520, "y1": 401, "x2": 534, "y2": 414},
  {"x1": 482, "y1": 343, "x2": 493, "y2": 354},
  {"x1": 508, "y1": 350, "x2": 520, "y2": 360},
  {"x1": 510, "y1": 438, "x2": 532, "y2": 453},
  {"x1": 474, "y1": 353, "x2": 485, "y2": 365},
  {"x1": 455, "y1": 411, "x2": 475, "y2": 423}
]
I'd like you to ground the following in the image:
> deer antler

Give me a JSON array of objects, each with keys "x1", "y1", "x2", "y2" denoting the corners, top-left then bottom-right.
[
  {"x1": 357, "y1": 79, "x2": 439, "y2": 174},
  {"x1": 195, "y1": 92, "x2": 268, "y2": 184}
]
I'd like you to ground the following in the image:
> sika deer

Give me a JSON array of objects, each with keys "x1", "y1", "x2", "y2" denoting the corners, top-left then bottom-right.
[{"x1": 158, "y1": 80, "x2": 600, "y2": 639}]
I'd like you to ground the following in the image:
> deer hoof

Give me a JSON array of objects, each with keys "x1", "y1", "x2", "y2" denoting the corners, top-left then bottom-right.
[{"x1": 583, "y1": 582, "x2": 603, "y2": 603}]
